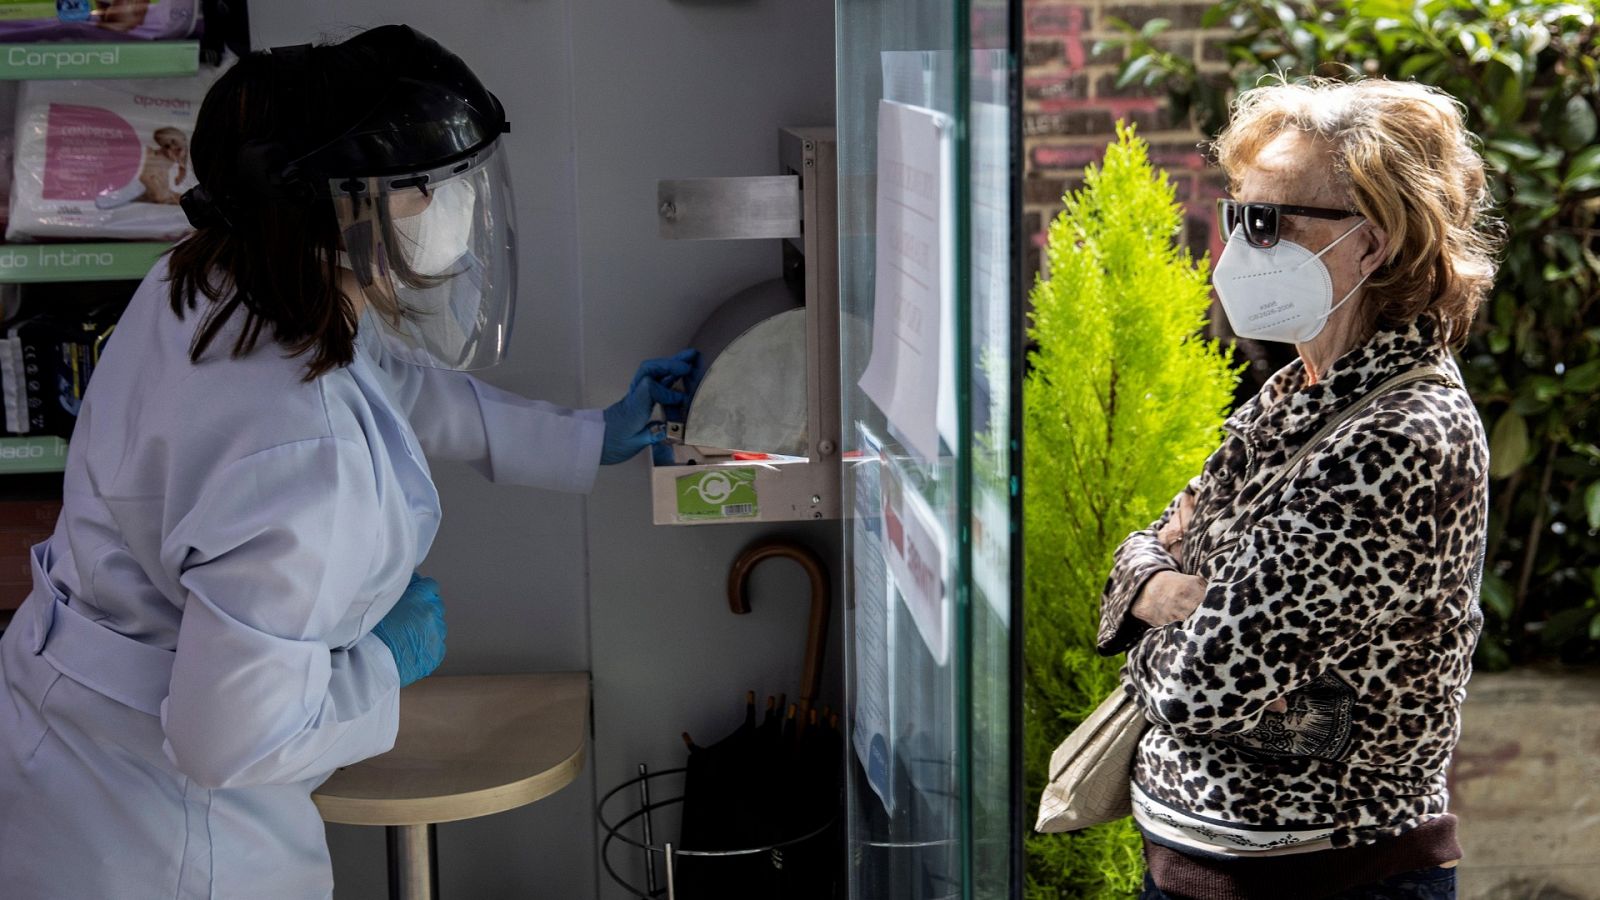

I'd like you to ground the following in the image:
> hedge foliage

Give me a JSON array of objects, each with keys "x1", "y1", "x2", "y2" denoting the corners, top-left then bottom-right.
[{"x1": 1023, "y1": 124, "x2": 1238, "y2": 898}]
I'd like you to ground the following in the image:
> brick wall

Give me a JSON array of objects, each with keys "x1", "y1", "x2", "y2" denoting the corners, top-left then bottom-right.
[
  {"x1": 1022, "y1": 0, "x2": 1231, "y2": 277},
  {"x1": 1022, "y1": 0, "x2": 1297, "y2": 397}
]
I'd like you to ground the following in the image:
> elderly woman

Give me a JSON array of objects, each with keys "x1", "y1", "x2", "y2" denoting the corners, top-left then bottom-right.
[{"x1": 1099, "y1": 79, "x2": 1498, "y2": 900}]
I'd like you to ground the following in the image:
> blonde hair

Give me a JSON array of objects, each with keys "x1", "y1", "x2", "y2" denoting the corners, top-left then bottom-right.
[{"x1": 1213, "y1": 78, "x2": 1502, "y2": 348}]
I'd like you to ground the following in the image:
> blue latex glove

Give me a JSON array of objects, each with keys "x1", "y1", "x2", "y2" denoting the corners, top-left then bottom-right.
[
  {"x1": 662, "y1": 350, "x2": 708, "y2": 425},
  {"x1": 372, "y1": 574, "x2": 447, "y2": 688},
  {"x1": 602, "y1": 350, "x2": 697, "y2": 465},
  {"x1": 654, "y1": 348, "x2": 705, "y2": 465}
]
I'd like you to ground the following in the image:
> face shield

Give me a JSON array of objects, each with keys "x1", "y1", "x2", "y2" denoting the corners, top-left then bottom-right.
[
  {"x1": 335, "y1": 142, "x2": 516, "y2": 371},
  {"x1": 177, "y1": 26, "x2": 520, "y2": 370}
]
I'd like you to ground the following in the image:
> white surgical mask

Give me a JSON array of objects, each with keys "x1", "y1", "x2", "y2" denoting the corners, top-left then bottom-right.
[
  {"x1": 392, "y1": 179, "x2": 477, "y2": 277},
  {"x1": 1213, "y1": 220, "x2": 1369, "y2": 344}
]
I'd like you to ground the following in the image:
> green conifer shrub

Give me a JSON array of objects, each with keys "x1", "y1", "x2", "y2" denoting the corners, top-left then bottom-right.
[{"x1": 1023, "y1": 124, "x2": 1238, "y2": 898}]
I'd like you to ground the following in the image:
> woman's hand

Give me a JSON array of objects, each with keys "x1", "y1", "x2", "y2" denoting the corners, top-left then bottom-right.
[
  {"x1": 600, "y1": 350, "x2": 696, "y2": 465},
  {"x1": 1158, "y1": 492, "x2": 1195, "y2": 558},
  {"x1": 372, "y1": 575, "x2": 447, "y2": 688},
  {"x1": 1132, "y1": 571, "x2": 1206, "y2": 627},
  {"x1": 1149, "y1": 506, "x2": 1290, "y2": 711},
  {"x1": 1133, "y1": 571, "x2": 1291, "y2": 711}
]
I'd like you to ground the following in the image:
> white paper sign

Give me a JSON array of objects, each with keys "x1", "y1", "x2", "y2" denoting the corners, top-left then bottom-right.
[
  {"x1": 881, "y1": 453, "x2": 950, "y2": 665},
  {"x1": 859, "y1": 100, "x2": 954, "y2": 463},
  {"x1": 850, "y1": 436, "x2": 896, "y2": 814}
]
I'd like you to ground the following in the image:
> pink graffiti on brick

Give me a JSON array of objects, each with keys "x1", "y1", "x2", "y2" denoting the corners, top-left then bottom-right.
[
  {"x1": 1028, "y1": 3, "x2": 1085, "y2": 36},
  {"x1": 1065, "y1": 6, "x2": 1086, "y2": 70},
  {"x1": 1027, "y1": 93, "x2": 1162, "y2": 116},
  {"x1": 1030, "y1": 144, "x2": 1107, "y2": 170}
]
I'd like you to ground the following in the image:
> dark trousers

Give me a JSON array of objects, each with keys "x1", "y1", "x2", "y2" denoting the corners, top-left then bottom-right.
[{"x1": 1140, "y1": 865, "x2": 1457, "y2": 900}]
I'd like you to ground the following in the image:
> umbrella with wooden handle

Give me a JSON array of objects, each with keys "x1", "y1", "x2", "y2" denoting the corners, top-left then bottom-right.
[
  {"x1": 727, "y1": 539, "x2": 831, "y2": 737},
  {"x1": 674, "y1": 538, "x2": 840, "y2": 899}
]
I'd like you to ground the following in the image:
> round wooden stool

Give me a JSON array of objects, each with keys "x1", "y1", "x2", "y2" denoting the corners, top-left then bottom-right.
[{"x1": 313, "y1": 673, "x2": 590, "y2": 900}]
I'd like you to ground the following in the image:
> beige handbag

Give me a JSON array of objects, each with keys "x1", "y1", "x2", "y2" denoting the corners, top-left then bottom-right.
[
  {"x1": 1033, "y1": 365, "x2": 1453, "y2": 834},
  {"x1": 1034, "y1": 681, "x2": 1144, "y2": 832}
]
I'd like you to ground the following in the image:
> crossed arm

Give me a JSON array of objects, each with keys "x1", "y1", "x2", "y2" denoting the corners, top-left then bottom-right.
[{"x1": 1099, "y1": 429, "x2": 1438, "y2": 735}]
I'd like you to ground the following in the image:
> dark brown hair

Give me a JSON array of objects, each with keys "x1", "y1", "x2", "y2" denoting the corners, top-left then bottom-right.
[{"x1": 165, "y1": 48, "x2": 362, "y2": 380}]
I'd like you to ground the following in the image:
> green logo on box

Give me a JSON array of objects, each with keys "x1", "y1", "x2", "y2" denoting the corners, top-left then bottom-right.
[{"x1": 677, "y1": 468, "x2": 758, "y2": 521}]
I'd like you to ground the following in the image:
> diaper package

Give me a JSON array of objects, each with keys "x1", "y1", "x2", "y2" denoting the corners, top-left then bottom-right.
[
  {"x1": 8, "y1": 73, "x2": 213, "y2": 241},
  {"x1": 0, "y1": 1, "x2": 200, "y2": 42}
]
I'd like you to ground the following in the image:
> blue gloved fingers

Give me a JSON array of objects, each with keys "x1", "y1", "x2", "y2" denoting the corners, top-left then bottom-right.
[
  {"x1": 650, "y1": 349, "x2": 701, "y2": 424},
  {"x1": 625, "y1": 375, "x2": 659, "y2": 418},
  {"x1": 683, "y1": 349, "x2": 707, "y2": 397},
  {"x1": 631, "y1": 351, "x2": 697, "y2": 390},
  {"x1": 668, "y1": 348, "x2": 699, "y2": 371},
  {"x1": 373, "y1": 572, "x2": 448, "y2": 688},
  {"x1": 646, "y1": 379, "x2": 688, "y2": 408},
  {"x1": 602, "y1": 380, "x2": 663, "y2": 464},
  {"x1": 617, "y1": 377, "x2": 656, "y2": 423},
  {"x1": 604, "y1": 352, "x2": 700, "y2": 465}
]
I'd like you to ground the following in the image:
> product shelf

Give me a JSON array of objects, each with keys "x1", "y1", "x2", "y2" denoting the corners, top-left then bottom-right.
[
  {"x1": 0, "y1": 40, "x2": 199, "y2": 80},
  {"x1": 0, "y1": 436, "x2": 67, "y2": 474},
  {"x1": 0, "y1": 242, "x2": 169, "y2": 283}
]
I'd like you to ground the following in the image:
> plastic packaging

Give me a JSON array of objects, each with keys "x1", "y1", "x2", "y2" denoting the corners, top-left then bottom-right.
[
  {"x1": 0, "y1": 1, "x2": 200, "y2": 43},
  {"x1": 7, "y1": 73, "x2": 213, "y2": 241},
  {"x1": 0, "y1": 131, "x2": 13, "y2": 236},
  {"x1": 0, "y1": 301, "x2": 118, "y2": 437}
]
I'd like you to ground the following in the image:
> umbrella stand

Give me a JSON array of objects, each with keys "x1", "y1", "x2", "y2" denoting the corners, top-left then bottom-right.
[
  {"x1": 598, "y1": 764, "x2": 838, "y2": 900},
  {"x1": 635, "y1": 763, "x2": 658, "y2": 896},
  {"x1": 600, "y1": 538, "x2": 843, "y2": 899}
]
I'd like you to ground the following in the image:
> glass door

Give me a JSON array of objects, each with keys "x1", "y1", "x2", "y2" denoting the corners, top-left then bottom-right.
[{"x1": 837, "y1": 0, "x2": 1020, "y2": 896}]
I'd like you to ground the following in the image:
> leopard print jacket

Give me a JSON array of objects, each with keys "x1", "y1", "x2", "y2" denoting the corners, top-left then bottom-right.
[{"x1": 1099, "y1": 318, "x2": 1489, "y2": 855}]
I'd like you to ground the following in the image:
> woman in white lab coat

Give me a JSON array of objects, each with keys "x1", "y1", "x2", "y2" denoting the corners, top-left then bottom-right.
[{"x1": 0, "y1": 26, "x2": 690, "y2": 899}]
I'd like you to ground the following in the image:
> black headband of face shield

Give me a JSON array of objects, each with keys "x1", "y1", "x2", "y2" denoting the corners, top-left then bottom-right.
[
  {"x1": 184, "y1": 26, "x2": 509, "y2": 226},
  {"x1": 180, "y1": 136, "x2": 309, "y2": 229}
]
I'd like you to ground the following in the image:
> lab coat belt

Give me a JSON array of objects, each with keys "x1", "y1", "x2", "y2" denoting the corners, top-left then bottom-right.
[{"x1": 26, "y1": 541, "x2": 173, "y2": 718}]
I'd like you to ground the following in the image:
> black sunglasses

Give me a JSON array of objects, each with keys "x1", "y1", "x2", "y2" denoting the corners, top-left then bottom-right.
[{"x1": 1217, "y1": 199, "x2": 1361, "y2": 249}]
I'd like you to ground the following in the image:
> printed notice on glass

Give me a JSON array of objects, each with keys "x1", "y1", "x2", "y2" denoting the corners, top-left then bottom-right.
[
  {"x1": 851, "y1": 431, "x2": 896, "y2": 814},
  {"x1": 858, "y1": 100, "x2": 954, "y2": 463},
  {"x1": 881, "y1": 454, "x2": 950, "y2": 665}
]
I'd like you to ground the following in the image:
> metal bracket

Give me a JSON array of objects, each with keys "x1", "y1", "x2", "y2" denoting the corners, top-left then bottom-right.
[{"x1": 657, "y1": 176, "x2": 801, "y2": 241}]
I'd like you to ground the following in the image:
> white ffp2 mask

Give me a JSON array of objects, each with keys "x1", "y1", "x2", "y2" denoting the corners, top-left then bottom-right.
[
  {"x1": 1213, "y1": 220, "x2": 1369, "y2": 344},
  {"x1": 392, "y1": 179, "x2": 476, "y2": 277}
]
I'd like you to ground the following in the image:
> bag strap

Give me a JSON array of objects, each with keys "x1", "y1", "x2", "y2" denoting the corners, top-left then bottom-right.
[{"x1": 1234, "y1": 364, "x2": 1457, "y2": 536}]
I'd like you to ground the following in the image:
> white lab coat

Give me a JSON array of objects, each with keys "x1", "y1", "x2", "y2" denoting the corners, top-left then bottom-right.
[{"x1": 0, "y1": 259, "x2": 603, "y2": 899}]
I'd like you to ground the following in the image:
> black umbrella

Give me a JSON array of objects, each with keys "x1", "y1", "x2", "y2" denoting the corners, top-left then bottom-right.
[{"x1": 675, "y1": 539, "x2": 841, "y2": 899}]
